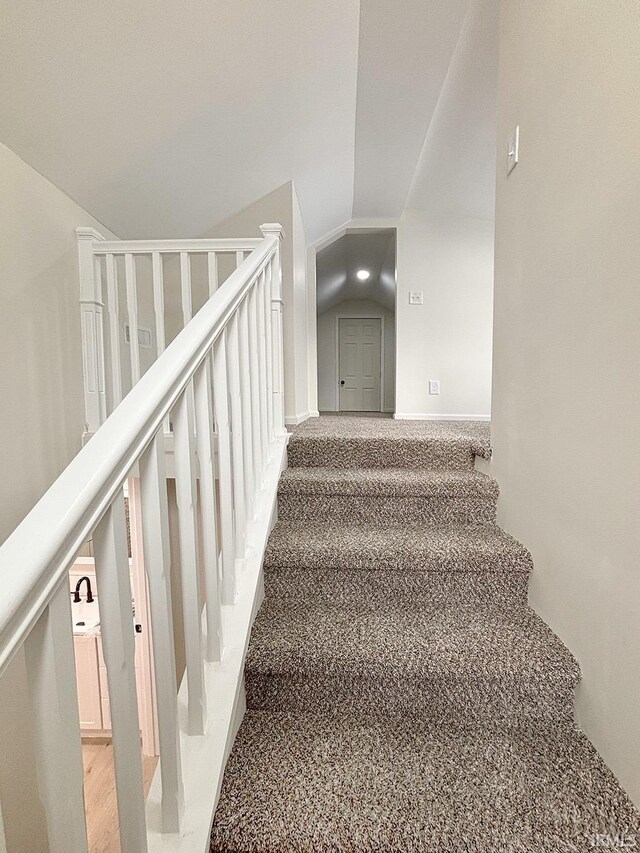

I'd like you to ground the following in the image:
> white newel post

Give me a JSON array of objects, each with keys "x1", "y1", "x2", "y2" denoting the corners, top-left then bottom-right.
[
  {"x1": 76, "y1": 227, "x2": 107, "y2": 435},
  {"x1": 260, "y1": 224, "x2": 286, "y2": 436}
]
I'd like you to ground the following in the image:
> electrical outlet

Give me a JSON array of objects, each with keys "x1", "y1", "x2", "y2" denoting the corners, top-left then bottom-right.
[
  {"x1": 409, "y1": 291, "x2": 423, "y2": 305},
  {"x1": 429, "y1": 380, "x2": 440, "y2": 395}
]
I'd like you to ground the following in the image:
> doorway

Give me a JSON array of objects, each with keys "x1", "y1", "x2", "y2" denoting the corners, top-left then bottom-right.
[
  {"x1": 315, "y1": 227, "x2": 397, "y2": 415},
  {"x1": 338, "y1": 317, "x2": 382, "y2": 412}
]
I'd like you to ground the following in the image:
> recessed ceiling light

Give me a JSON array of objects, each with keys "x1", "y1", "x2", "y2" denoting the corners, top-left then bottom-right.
[{"x1": 356, "y1": 269, "x2": 370, "y2": 281}]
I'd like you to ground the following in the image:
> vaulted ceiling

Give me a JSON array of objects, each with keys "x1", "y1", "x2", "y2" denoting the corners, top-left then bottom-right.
[
  {"x1": 352, "y1": 0, "x2": 470, "y2": 218},
  {"x1": 0, "y1": 0, "x2": 497, "y2": 244},
  {"x1": 316, "y1": 230, "x2": 396, "y2": 315}
]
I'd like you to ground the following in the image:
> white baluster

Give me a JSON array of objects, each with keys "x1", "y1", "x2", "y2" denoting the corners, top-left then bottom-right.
[
  {"x1": 260, "y1": 224, "x2": 286, "y2": 435},
  {"x1": 256, "y1": 269, "x2": 269, "y2": 467},
  {"x1": 105, "y1": 253, "x2": 123, "y2": 411},
  {"x1": 238, "y1": 297, "x2": 255, "y2": 520},
  {"x1": 125, "y1": 253, "x2": 141, "y2": 385},
  {"x1": 212, "y1": 330, "x2": 236, "y2": 604},
  {"x1": 180, "y1": 252, "x2": 192, "y2": 327},
  {"x1": 248, "y1": 284, "x2": 264, "y2": 488},
  {"x1": 207, "y1": 252, "x2": 219, "y2": 298},
  {"x1": 269, "y1": 255, "x2": 285, "y2": 436},
  {"x1": 93, "y1": 491, "x2": 148, "y2": 853},
  {"x1": 77, "y1": 227, "x2": 107, "y2": 433},
  {"x1": 263, "y1": 259, "x2": 275, "y2": 444},
  {"x1": 152, "y1": 252, "x2": 166, "y2": 358},
  {"x1": 23, "y1": 581, "x2": 88, "y2": 853},
  {"x1": 152, "y1": 252, "x2": 171, "y2": 434},
  {"x1": 172, "y1": 389, "x2": 206, "y2": 735},
  {"x1": 194, "y1": 357, "x2": 223, "y2": 662},
  {"x1": 235, "y1": 251, "x2": 244, "y2": 269},
  {"x1": 226, "y1": 312, "x2": 246, "y2": 564},
  {"x1": 180, "y1": 252, "x2": 197, "y2": 421},
  {"x1": 139, "y1": 433, "x2": 184, "y2": 833},
  {"x1": 95, "y1": 256, "x2": 107, "y2": 416}
]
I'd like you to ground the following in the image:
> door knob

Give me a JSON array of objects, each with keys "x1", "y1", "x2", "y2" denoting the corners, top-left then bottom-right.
[{"x1": 340, "y1": 380, "x2": 345, "y2": 385}]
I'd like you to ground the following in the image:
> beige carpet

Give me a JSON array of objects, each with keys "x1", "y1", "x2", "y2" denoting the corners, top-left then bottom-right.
[{"x1": 211, "y1": 417, "x2": 638, "y2": 851}]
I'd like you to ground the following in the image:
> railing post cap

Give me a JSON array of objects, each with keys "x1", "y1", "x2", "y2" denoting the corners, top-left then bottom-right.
[
  {"x1": 260, "y1": 223, "x2": 285, "y2": 241},
  {"x1": 76, "y1": 226, "x2": 106, "y2": 242}
]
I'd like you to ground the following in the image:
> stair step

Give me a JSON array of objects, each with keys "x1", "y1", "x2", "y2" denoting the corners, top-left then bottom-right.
[
  {"x1": 287, "y1": 435, "x2": 483, "y2": 470},
  {"x1": 279, "y1": 467, "x2": 498, "y2": 497},
  {"x1": 211, "y1": 711, "x2": 639, "y2": 851},
  {"x1": 278, "y1": 468, "x2": 498, "y2": 524},
  {"x1": 265, "y1": 520, "x2": 531, "y2": 574},
  {"x1": 245, "y1": 598, "x2": 580, "y2": 723},
  {"x1": 264, "y1": 565, "x2": 530, "y2": 609},
  {"x1": 287, "y1": 417, "x2": 491, "y2": 471}
]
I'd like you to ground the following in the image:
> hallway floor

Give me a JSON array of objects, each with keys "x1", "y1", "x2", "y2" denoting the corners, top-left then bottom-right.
[
  {"x1": 211, "y1": 417, "x2": 638, "y2": 851},
  {"x1": 318, "y1": 410, "x2": 393, "y2": 418},
  {"x1": 82, "y1": 740, "x2": 157, "y2": 853},
  {"x1": 295, "y1": 414, "x2": 490, "y2": 443}
]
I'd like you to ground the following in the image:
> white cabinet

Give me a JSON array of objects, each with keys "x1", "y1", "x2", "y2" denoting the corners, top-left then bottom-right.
[
  {"x1": 73, "y1": 635, "x2": 102, "y2": 730},
  {"x1": 97, "y1": 635, "x2": 111, "y2": 730},
  {"x1": 74, "y1": 629, "x2": 143, "y2": 735},
  {"x1": 70, "y1": 547, "x2": 157, "y2": 755}
]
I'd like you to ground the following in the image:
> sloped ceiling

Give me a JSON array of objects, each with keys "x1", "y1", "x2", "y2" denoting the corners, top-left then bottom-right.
[
  {"x1": 316, "y1": 230, "x2": 396, "y2": 314},
  {"x1": 0, "y1": 0, "x2": 497, "y2": 243},
  {"x1": 406, "y1": 0, "x2": 499, "y2": 220},
  {"x1": 0, "y1": 0, "x2": 360, "y2": 242},
  {"x1": 352, "y1": 0, "x2": 471, "y2": 218}
]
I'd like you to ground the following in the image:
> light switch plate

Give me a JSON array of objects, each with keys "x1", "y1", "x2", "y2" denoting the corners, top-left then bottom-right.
[
  {"x1": 409, "y1": 291, "x2": 423, "y2": 305},
  {"x1": 507, "y1": 125, "x2": 520, "y2": 176},
  {"x1": 429, "y1": 380, "x2": 440, "y2": 395}
]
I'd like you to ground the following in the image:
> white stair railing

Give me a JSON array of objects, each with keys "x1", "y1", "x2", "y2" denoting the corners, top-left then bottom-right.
[
  {"x1": 76, "y1": 228, "x2": 274, "y2": 435},
  {"x1": 0, "y1": 224, "x2": 286, "y2": 852}
]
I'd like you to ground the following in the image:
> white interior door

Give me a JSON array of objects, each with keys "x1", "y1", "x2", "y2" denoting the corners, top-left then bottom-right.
[{"x1": 338, "y1": 318, "x2": 382, "y2": 412}]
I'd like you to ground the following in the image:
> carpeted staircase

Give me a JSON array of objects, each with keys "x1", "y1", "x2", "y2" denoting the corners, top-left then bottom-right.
[{"x1": 211, "y1": 417, "x2": 638, "y2": 852}]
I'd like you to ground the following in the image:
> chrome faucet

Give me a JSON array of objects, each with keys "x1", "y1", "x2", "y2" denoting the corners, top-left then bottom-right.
[{"x1": 73, "y1": 576, "x2": 94, "y2": 603}]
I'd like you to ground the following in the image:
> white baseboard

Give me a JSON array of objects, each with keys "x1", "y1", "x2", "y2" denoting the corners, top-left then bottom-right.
[
  {"x1": 285, "y1": 411, "x2": 317, "y2": 425},
  {"x1": 393, "y1": 413, "x2": 491, "y2": 422},
  {"x1": 318, "y1": 409, "x2": 395, "y2": 415}
]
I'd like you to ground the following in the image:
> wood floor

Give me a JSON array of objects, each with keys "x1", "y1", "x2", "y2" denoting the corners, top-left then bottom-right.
[{"x1": 82, "y1": 740, "x2": 157, "y2": 852}]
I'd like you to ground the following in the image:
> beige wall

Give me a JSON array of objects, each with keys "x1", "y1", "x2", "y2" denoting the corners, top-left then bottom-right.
[
  {"x1": 0, "y1": 142, "x2": 118, "y2": 849},
  {"x1": 395, "y1": 209, "x2": 494, "y2": 418},
  {"x1": 0, "y1": 142, "x2": 117, "y2": 543},
  {"x1": 203, "y1": 181, "x2": 311, "y2": 422},
  {"x1": 292, "y1": 186, "x2": 313, "y2": 420},
  {"x1": 306, "y1": 245, "x2": 319, "y2": 416},
  {"x1": 492, "y1": 0, "x2": 640, "y2": 803},
  {"x1": 317, "y1": 298, "x2": 395, "y2": 413}
]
